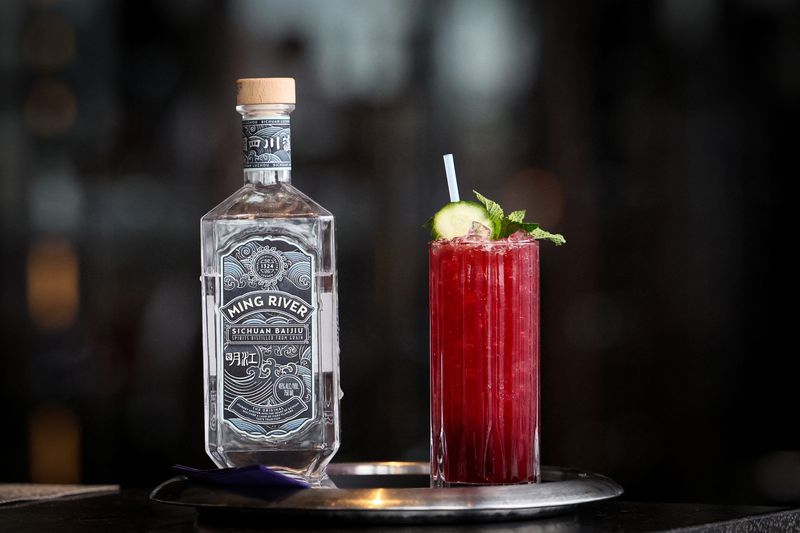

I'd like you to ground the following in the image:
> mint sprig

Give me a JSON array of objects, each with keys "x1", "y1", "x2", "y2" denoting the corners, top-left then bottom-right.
[
  {"x1": 507, "y1": 210, "x2": 526, "y2": 223},
  {"x1": 530, "y1": 226, "x2": 566, "y2": 246},
  {"x1": 473, "y1": 190, "x2": 566, "y2": 245},
  {"x1": 472, "y1": 191, "x2": 504, "y2": 237}
]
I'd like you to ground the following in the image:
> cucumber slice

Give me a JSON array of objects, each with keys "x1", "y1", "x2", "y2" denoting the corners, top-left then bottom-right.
[{"x1": 431, "y1": 201, "x2": 494, "y2": 239}]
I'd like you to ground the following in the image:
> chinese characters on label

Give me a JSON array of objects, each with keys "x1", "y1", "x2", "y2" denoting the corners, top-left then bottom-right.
[{"x1": 218, "y1": 237, "x2": 315, "y2": 437}]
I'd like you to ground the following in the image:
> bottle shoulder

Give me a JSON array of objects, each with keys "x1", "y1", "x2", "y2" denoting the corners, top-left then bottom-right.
[{"x1": 202, "y1": 182, "x2": 333, "y2": 221}]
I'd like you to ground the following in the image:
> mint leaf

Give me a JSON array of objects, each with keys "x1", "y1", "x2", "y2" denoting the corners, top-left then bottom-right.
[
  {"x1": 507, "y1": 210, "x2": 526, "y2": 223},
  {"x1": 422, "y1": 216, "x2": 434, "y2": 238},
  {"x1": 473, "y1": 190, "x2": 504, "y2": 238},
  {"x1": 473, "y1": 191, "x2": 504, "y2": 219},
  {"x1": 530, "y1": 227, "x2": 566, "y2": 246},
  {"x1": 503, "y1": 210, "x2": 527, "y2": 235},
  {"x1": 470, "y1": 189, "x2": 565, "y2": 244},
  {"x1": 505, "y1": 221, "x2": 538, "y2": 235}
]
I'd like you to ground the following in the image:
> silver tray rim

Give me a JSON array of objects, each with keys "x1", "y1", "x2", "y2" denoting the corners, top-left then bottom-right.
[{"x1": 149, "y1": 462, "x2": 623, "y2": 523}]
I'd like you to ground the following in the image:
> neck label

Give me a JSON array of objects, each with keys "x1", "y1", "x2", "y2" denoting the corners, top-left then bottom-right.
[{"x1": 242, "y1": 118, "x2": 291, "y2": 170}]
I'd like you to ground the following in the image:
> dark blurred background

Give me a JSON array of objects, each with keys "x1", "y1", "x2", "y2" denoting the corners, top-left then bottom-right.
[{"x1": 2, "y1": 0, "x2": 799, "y2": 506}]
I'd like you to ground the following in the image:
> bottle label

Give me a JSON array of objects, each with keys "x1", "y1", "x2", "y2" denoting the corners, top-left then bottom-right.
[
  {"x1": 218, "y1": 236, "x2": 315, "y2": 439},
  {"x1": 242, "y1": 118, "x2": 291, "y2": 170}
]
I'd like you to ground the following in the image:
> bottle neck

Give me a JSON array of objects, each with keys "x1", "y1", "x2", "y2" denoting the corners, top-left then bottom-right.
[{"x1": 238, "y1": 103, "x2": 294, "y2": 186}]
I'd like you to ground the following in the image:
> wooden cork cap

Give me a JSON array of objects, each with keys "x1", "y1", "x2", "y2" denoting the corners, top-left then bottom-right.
[{"x1": 236, "y1": 78, "x2": 296, "y2": 105}]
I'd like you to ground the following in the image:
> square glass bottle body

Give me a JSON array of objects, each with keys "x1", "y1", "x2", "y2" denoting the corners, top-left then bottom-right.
[{"x1": 201, "y1": 104, "x2": 340, "y2": 484}]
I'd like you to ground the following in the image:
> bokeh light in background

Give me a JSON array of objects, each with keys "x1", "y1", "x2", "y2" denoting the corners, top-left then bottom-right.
[
  {"x1": 1, "y1": 0, "x2": 799, "y2": 506},
  {"x1": 29, "y1": 404, "x2": 81, "y2": 484},
  {"x1": 26, "y1": 238, "x2": 79, "y2": 332}
]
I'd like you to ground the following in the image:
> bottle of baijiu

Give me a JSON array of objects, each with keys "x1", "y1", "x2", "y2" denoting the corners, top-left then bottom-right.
[{"x1": 201, "y1": 78, "x2": 340, "y2": 484}]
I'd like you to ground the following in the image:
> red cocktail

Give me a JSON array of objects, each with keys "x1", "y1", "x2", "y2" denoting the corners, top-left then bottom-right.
[{"x1": 430, "y1": 235, "x2": 540, "y2": 486}]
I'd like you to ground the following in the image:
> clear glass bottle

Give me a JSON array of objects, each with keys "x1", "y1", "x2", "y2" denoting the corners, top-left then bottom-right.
[{"x1": 200, "y1": 78, "x2": 340, "y2": 485}]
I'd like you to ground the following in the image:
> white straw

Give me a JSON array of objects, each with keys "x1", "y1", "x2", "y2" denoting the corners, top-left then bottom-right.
[{"x1": 443, "y1": 153, "x2": 460, "y2": 202}]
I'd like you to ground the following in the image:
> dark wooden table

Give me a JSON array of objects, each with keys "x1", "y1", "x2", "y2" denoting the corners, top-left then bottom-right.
[{"x1": 0, "y1": 489, "x2": 798, "y2": 532}]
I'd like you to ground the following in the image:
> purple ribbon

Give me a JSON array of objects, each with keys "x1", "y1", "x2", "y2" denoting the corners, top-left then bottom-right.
[{"x1": 171, "y1": 464, "x2": 310, "y2": 489}]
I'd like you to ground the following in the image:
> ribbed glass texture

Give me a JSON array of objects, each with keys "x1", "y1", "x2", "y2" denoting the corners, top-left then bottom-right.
[{"x1": 430, "y1": 238, "x2": 540, "y2": 486}]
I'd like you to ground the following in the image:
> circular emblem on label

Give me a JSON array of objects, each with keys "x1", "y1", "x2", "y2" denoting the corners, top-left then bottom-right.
[
  {"x1": 274, "y1": 374, "x2": 305, "y2": 401},
  {"x1": 249, "y1": 248, "x2": 286, "y2": 284}
]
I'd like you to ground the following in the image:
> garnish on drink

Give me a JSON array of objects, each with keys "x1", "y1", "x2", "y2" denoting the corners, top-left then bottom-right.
[
  {"x1": 428, "y1": 192, "x2": 565, "y2": 244},
  {"x1": 428, "y1": 154, "x2": 562, "y2": 487},
  {"x1": 426, "y1": 155, "x2": 565, "y2": 245}
]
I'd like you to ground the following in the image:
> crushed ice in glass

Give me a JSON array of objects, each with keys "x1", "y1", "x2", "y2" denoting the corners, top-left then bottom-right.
[
  {"x1": 467, "y1": 221, "x2": 492, "y2": 239},
  {"x1": 508, "y1": 230, "x2": 535, "y2": 242}
]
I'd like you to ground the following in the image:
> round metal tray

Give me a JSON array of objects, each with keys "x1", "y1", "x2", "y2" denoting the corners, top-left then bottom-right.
[{"x1": 150, "y1": 462, "x2": 623, "y2": 524}]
